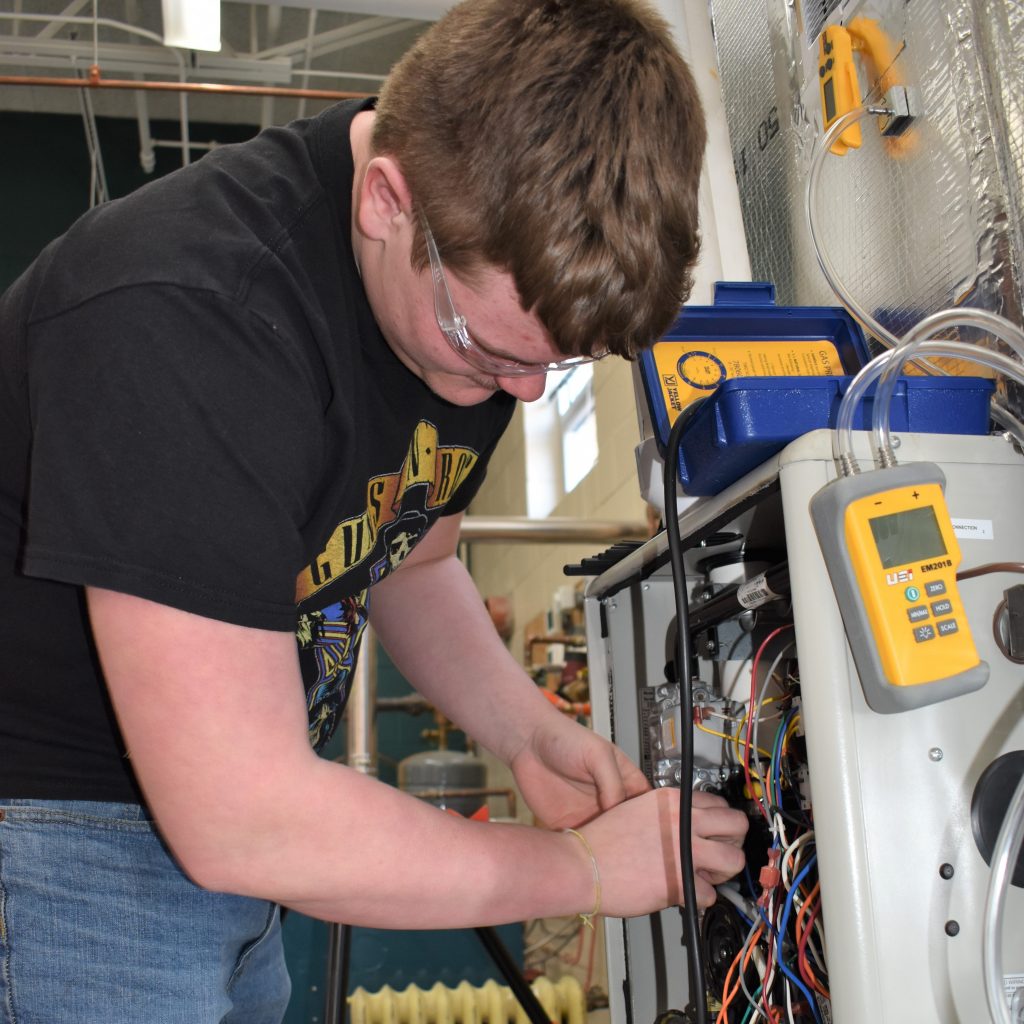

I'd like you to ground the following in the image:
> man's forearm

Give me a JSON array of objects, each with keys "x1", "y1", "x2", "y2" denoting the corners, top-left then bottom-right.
[
  {"x1": 368, "y1": 552, "x2": 554, "y2": 765},
  {"x1": 195, "y1": 756, "x2": 595, "y2": 928}
]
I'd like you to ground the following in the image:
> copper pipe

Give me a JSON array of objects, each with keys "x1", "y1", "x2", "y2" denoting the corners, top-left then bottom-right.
[
  {"x1": 460, "y1": 516, "x2": 648, "y2": 544},
  {"x1": 527, "y1": 634, "x2": 585, "y2": 649},
  {"x1": 0, "y1": 64, "x2": 370, "y2": 101}
]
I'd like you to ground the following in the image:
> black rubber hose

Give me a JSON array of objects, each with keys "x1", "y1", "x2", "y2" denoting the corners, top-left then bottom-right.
[
  {"x1": 474, "y1": 926, "x2": 553, "y2": 1024},
  {"x1": 663, "y1": 411, "x2": 708, "y2": 1024}
]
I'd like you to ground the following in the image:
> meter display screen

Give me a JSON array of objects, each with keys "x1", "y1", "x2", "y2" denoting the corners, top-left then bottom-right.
[{"x1": 869, "y1": 505, "x2": 948, "y2": 569}]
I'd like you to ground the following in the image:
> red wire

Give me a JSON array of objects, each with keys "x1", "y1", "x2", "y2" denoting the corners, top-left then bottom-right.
[
  {"x1": 561, "y1": 923, "x2": 586, "y2": 967},
  {"x1": 798, "y1": 895, "x2": 830, "y2": 1000},
  {"x1": 760, "y1": 895, "x2": 779, "y2": 1019}
]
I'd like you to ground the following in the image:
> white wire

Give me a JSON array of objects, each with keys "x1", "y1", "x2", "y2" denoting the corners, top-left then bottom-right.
[
  {"x1": 717, "y1": 882, "x2": 760, "y2": 923},
  {"x1": 751, "y1": 642, "x2": 796, "y2": 822},
  {"x1": 781, "y1": 831, "x2": 814, "y2": 890},
  {"x1": 738, "y1": 911, "x2": 771, "y2": 1021},
  {"x1": 785, "y1": 979, "x2": 797, "y2": 1024},
  {"x1": 982, "y1": 772, "x2": 1024, "y2": 1024}
]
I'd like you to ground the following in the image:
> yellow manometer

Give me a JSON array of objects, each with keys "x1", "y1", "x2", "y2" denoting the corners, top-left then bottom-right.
[
  {"x1": 810, "y1": 464, "x2": 988, "y2": 713},
  {"x1": 818, "y1": 25, "x2": 862, "y2": 155}
]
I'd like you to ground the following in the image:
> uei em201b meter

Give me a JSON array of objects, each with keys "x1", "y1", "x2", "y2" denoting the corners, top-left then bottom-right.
[{"x1": 810, "y1": 463, "x2": 988, "y2": 713}]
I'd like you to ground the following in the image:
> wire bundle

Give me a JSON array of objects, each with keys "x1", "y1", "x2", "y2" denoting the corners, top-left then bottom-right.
[{"x1": 708, "y1": 630, "x2": 829, "y2": 1024}]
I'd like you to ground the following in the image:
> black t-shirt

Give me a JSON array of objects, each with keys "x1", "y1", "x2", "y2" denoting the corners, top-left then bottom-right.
[{"x1": 0, "y1": 99, "x2": 515, "y2": 803}]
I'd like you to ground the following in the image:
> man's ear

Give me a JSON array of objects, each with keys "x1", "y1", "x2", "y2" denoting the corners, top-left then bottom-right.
[{"x1": 356, "y1": 156, "x2": 413, "y2": 242}]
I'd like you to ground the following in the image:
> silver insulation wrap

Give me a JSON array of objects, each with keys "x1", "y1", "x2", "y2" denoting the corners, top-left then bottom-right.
[{"x1": 708, "y1": 0, "x2": 1024, "y2": 419}]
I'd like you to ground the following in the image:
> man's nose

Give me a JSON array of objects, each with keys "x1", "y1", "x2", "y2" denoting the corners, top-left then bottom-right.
[{"x1": 496, "y1": 373, "x2": 547, "y2": 402}]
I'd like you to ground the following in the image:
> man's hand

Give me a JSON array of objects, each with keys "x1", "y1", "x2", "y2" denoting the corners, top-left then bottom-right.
[
  {"x1": 575, "y1": 787, "x2": 748, "y2": 915},
  {"x1": 509, "y1": 711, "x2": 650, "y2": 829}
]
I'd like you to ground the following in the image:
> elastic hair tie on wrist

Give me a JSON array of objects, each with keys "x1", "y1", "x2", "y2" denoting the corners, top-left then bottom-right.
[{"x1": 563, "y1": 827, "x2": 602, "y2": 929}]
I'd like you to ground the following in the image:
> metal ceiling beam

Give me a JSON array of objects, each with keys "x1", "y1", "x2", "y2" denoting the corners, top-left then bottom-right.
[
  {"x1": 244, "y1": 0, "x2": 446, "y2": 19},
  {"x1": 34, "y1": 0, "x2": 92, "y2": 40},
  {"x1": 253, "y1": 15, "x2": 418, "y2": 61},
  {"x1": 0, "y1": 35, "x2": 294, "y2": 83}
]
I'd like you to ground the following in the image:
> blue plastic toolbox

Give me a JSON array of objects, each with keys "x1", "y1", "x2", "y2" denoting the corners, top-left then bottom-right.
[{"x1": 639, "y1": 282, "x2": 996, "y2": 496}]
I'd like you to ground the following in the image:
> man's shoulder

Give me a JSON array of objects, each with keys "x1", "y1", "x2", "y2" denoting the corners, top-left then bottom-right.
[{"x1": 20, "y1": 109, "x2": 355, "y2": 326}]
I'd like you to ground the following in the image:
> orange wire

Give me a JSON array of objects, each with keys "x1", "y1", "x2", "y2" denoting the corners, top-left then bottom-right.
[
  {"x1": 716, "y1": 923, "x2": 764, "y2": 1023},
  {"x1": 795, "y1": 883, "x2": 830, "y2": 1000}
]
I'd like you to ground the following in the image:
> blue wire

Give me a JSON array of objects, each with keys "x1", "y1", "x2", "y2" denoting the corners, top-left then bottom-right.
[
  {"x1": 775, "y1": 853, "x2": 824, "y2": 1024},
  {"x1": 771, "y1": 708, "x2": 795, "y2": 808}
]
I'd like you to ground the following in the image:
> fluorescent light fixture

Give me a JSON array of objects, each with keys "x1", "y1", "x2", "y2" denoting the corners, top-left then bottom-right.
[{"x1": 161, "y1": 0, "x2": 222, "y2": 52}]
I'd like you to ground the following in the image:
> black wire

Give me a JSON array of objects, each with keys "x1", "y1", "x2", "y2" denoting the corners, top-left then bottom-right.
[
  {"x1": 475, "y1": 927, "x2": 553, "y2": 1024},
  {"x1": 662, "y1": 411, "x2": 708, "y2": 1024}
]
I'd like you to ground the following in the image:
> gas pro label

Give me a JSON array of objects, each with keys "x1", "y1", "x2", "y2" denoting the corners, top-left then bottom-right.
[{"x1": 650, "y1": 338, "x2": 843, "y2": 425}]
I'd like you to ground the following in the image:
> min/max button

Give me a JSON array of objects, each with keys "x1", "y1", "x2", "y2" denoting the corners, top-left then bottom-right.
[{"x1": 907, "y1": 606, "x2": 929, "y2": 623}]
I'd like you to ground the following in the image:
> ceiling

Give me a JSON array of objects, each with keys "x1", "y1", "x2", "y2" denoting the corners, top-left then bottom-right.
[{"x1": 0, "y1": 0, "x2": 448, "y2": 127}]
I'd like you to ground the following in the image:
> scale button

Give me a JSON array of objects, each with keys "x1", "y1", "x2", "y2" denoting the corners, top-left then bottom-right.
[
  {"x1": 925, "y1": 580, "x2": 947, "y2": 597},
  {"x1": 931, "y1": 599, "x2": 953, "y2": 616},
  {"x1": 907, "y1": 606, "x2": 929, "y2": 622},
  {"x1": 905, "y1": 585, "x2": 922, "y2": 602},
  {"x1": 914, "y1": 624, "x2": 936, "y2": 643},
  {"x1": 937, "y1": 619, "x2": 959, "y2": 636}
]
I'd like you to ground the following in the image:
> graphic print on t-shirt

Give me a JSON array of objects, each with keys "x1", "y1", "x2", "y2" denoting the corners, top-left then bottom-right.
[
  {"x1": 295, "y1": 420, "x2": 479, "y2": 602},
  {"x1": 294, "y1": 419, "x2": 481, "y2": 750},
  {"x1": 297, "y1": 594, "x2": 367, "y2": 749}
]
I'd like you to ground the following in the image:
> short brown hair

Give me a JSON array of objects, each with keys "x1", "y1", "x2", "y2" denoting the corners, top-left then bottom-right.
[{"x1": 372, "y1": 0, "x2": 706, "y2": 359}]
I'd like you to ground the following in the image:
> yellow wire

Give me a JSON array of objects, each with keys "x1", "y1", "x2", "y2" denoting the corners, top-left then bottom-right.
[
  {"x1": 731, "y1": 695, "x2": 787, "y2": 762},
  {"x1": 695, "y1": 719, "x2": 773, "y2": 761}
]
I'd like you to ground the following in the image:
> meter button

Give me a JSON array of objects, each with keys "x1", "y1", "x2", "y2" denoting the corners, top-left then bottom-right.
[
  {"x1": 904, "y1": 585, "x2": 922, "y2": 602},
  {"x1": 925, "y1": 581, "x2": 947, "y2": 597},
  {"x1": 937, "y1": 619, "x2": 959, "y2": 637},
  {"x1": 907, "y1": 606, "x2": 929, "y2": 623},
  {"x1": 913, "y1": 624, "x2": 937, "y2": 643},
  {"x1": 931, "y1": 599, "x2": 953, "y2": 617}
]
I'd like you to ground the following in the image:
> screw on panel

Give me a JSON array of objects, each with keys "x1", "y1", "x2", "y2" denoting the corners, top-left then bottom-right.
[
  {"x1": 945, "y1": 920, "x2": 960, "y2": 937},
  {"x1": 939, "y1": 863, "x2": 955, "y2": 880},
  {"x1": 929, "y1": 748, "x2": 944, "y2": 762}
]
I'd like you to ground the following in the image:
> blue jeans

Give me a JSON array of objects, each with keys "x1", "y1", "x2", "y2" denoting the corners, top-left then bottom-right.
[{"x1": 0, "y1": 800, "x2": 291, "y2": 1023}]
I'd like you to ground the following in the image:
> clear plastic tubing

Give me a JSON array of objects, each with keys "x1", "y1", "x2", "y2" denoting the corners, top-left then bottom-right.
[
  {"x1": 872, "y1": 310, "x2": 1024, "y2": 463},
  {"x1": 834, "y1": 341, "x2": 1024, "y2": 475},
  {"x1": 805, "y1": 104, "x2": 904, "y2": 352},
  {"x1": 983, "y1": 771, "x2": 1024, "y2": 1024}
]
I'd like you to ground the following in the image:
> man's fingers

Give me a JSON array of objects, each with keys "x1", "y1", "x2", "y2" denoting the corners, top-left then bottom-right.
[
  {"x1": 692, "y1": 837, "x2": 747, "y2": 885},
  {"x1": 693, "y1": 803, "x2": 749, "y2": 846}
]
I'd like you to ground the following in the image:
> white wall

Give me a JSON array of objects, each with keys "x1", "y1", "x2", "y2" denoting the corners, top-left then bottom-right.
[{"x1": 465, "y1": 357, "x2": 648, "y2": 667}]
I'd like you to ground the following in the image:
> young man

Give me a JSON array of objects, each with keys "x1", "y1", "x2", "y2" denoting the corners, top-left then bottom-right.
[{"x1": 0, "y1": 1, "x2": 747, "y2": 1020}]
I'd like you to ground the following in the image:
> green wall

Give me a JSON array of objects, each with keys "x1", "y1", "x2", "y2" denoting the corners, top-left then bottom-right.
[{"x1": 1, "y1": 110, "x2": 260, "y2": 292}]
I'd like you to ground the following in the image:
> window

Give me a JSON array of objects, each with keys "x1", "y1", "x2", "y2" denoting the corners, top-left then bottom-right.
[{"x1": 524, "y1": 364, "x2": 599, "y2": 517}]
